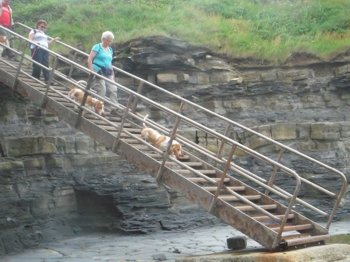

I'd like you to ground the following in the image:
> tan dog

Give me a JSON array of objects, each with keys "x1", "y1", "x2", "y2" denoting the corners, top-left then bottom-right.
[
  {"x1": 0, "y1": 35, "x2": 9, "y2": 56},
  {"x1": 141, "y1": 114, "x2": 184, "y2": 159},
  {"x1": 68, "y1": 80, "x2": 106, "y2": 117}
]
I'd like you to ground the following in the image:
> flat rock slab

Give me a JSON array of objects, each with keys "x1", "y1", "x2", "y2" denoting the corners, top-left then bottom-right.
[
  {"x1": 176, "y1": 244, "x2": 350, "y2": 262},
  {"x1": 227, "y1": 237, "x2": 247, "y2": 250}
]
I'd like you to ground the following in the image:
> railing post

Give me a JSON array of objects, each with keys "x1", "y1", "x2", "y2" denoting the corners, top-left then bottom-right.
[
  {"x1": 12, "y1": 46, "x2": 27, "y2": 92},
  {"x1": 273, "y1": 172, "x2": 301, "y2": 250},
  {"x1": 41, "y1": 56, "x2": 58, "y2": 108},
  {"x1": 67, "y1": 51, "x2": 78, "y2": 79},
  {"x1": 74, "y1": 72, "x2": 95, "y2": 128},
  {"x1": 208, "y1": 144, "x2": 237, "y2": 213},
  {"x1": 155, "y1": 101, "x2": 185, "y2": 182},
  {"x1": 217, "y1": 124, "x2": 232, "y2": 159},
  {"x1": 326, "y1": 175, "x2": 348, "y2": 230},
  {"x1": 47, "y1": 55, "x2": 58, "y2": 86},
  {"x1": 131, "y1": 81, "x2": 144, "y2": 113},
  {"x1": 12, "y1": 24, "x2": 27, "y2": 56},
  {"x1": 265, "y1": 148, "x2": 285, "y2": 196},
  {"x1": 111, "y1": 94, "x2": 133, "y2": 153},
  {"x1": 10, "y1": 31, "x2": 21, "y2": 52}
]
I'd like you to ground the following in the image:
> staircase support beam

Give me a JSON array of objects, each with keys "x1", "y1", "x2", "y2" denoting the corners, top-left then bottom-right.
[
  {"x1": 112, "y1": 95, "x2": 133, "y2": 152},
  {"x1": 156, "y1": 101, "x2": 185, "y2": 182},
  {"x1": 209, "y1": 144, "x2": 236, "y2": 213}
]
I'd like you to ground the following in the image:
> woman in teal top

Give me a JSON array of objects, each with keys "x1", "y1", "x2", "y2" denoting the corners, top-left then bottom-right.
[{"x1": 87, "y1": 31, "x2": 118, "y2": 112}]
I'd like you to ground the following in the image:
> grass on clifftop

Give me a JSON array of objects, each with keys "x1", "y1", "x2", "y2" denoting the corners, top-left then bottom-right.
[{"x1": 12, "y1": 0, "x2": 350, "y2": 63}]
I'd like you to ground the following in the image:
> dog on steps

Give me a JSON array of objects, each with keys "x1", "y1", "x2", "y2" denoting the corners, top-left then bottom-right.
[
  {"x1": 68, "y1": 80, "x2": 106, "y2": 118},
  {"x1": 141, "y1": 114, "x2": 184, "y2": 159},
  {"x1": 0, "y1": 35, "x2": 9, "y2": 57}
]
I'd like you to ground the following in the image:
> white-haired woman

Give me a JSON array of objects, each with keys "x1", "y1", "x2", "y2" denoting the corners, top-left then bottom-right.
[{"x1": 87, "y1": 31, "x2": 118, "y2": 113}]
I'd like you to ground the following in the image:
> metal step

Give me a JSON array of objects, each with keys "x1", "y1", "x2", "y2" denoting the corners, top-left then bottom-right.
[
  {"x1": 234, "y1": 204, "x2": 278, "y2": 212},
  {"x1": 253, "y1": 213, "x2": 295, "y2": 222},
  {"x1": 121, "y1": 138, "x2": 144, "y2": 144},
  {"x1": 201, "y1": 186, "x2": 245, "y2": 192},
  {"x1": 282, "y1": 233, "x2": 310, "y2": 240},
  {"x1": 100, "y1": 126, "x2": 140, "y2": 133},
  {"x1": 187, "y1": 177, "x2": 230, "y2": 183},
  {"x1": 176, "y1": 169, "x2": 217, "y2": 175},
  {"x1": 283, "y1": 234, "x2": 330, "y2": 248},
  {"x1": 268, "y1": 223, "x2": 313, "y2": 232},
  {"x1": 219, "y1": 194, "x2": 261, "y2": 202},
  {"x1": 165, "y1": 161, "x2": 203, "y2": 167},
  {"x1": 147, "y1": 153, "x2": 190, "y2": 160},
  {"x1": 110, "y1": 132, "x2": 132, "y2": 138}
]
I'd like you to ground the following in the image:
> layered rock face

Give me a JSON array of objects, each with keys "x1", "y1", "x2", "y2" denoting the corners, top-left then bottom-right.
[
  {"x1": 1, "y1": 36, "x2": 350, "y2": 256},
  {"x1": 0, "y1": 86, "x2": 216, "y2": 256}
]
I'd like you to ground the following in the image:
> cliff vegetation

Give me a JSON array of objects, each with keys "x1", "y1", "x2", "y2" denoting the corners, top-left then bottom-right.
[{"x1": 11, "y1": 0, "x2": 350, "y2": 63}]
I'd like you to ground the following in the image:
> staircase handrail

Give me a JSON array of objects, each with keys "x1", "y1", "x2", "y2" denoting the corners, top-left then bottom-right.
[{"x1": 7, "y1": 23, "x2": 348, "y2": 231}]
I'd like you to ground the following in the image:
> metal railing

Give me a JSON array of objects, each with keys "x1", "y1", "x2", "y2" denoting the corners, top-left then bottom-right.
[{"x1": 1, "y1": 24, "x2": 347, "y2": 244}]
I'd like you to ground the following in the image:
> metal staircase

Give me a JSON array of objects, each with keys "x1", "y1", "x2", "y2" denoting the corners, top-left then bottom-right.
[{"x1": 0, "y1": 23, "x2": 347, "y2": 251}]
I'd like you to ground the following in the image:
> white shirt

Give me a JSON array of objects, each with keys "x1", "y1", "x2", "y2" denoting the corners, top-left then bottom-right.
[{"x1": 30, "y1": 29, "x2": 49, "y2": 49}]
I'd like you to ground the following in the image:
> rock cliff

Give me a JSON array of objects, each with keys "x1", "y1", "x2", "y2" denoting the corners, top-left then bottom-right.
[{"x1": 0, "y1": 35, "x2": 350, "y2": 256}]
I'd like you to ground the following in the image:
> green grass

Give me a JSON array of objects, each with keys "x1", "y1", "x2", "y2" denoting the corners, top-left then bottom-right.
[
  {"x1": 326, "y1": 233, "x2": 350, "y2": 244},
  {"x1": 11, "y1": 0, "x2": 350, "y2": 63}
]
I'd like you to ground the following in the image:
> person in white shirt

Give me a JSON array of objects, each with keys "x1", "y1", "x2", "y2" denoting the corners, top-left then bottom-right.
[{"x1": 28, "y1": 19, "x2": 60, "y2": 85}]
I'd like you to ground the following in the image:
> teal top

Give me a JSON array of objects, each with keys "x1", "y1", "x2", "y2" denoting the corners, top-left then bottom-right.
[{"x1": 92, "y1": 43, "x2": 113, "y2": 71}]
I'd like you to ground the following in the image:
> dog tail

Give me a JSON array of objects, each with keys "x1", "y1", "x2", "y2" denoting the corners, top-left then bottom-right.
[
  {"x1": 77, "y1": 80, "x2": 87, "y2": 87},
  {"x1": 68, "y1": 87, "x2": 77, "y2": 98},
  {"x1": 143, "y1": 114, "x2": 149, "y2": 128}
]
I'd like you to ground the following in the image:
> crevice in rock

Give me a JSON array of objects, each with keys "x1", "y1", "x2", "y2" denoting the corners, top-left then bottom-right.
[
  {"x1": 74, "y1": 189, "x2": 124, "y2": 234},
  {"x1": 195, "y1": 130, "x2": 199, "y2": 144},
  {"x1": 0, "y1": 144, "x2": 4, "y2": 157}
]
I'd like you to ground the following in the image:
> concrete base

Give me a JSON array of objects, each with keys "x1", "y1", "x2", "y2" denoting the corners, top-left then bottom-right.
[{"x1": 176, "y1": 244, "x2": 350, "y2": 262}]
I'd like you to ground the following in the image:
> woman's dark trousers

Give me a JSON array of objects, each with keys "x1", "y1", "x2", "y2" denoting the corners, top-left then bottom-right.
[{"x1": 31, "y1": 48, "x2": 50, "y2": 81}]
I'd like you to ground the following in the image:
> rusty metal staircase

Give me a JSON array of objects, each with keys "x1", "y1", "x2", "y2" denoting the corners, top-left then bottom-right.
[{"x1": 0, "y1": 23, "x2": 347, "y2": 251}]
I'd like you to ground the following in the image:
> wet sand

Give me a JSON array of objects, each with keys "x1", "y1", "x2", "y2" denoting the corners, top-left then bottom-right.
[{"x1": 3, "y1": 221, "x2": 350, "y2": 262}]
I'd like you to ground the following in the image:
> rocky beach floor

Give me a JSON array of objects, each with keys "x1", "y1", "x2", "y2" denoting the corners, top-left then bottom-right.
[{"x1": 2, "y1": 221, "x2": 350, "y2": 262}]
